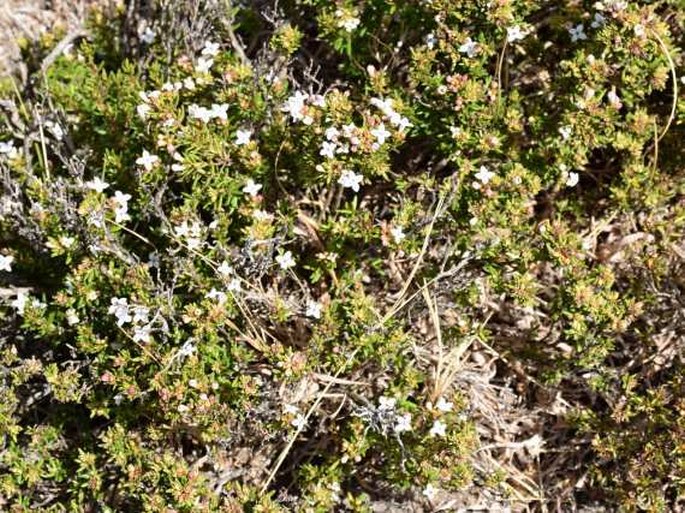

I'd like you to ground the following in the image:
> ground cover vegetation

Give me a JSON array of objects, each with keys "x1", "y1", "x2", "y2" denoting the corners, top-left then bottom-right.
[{"x1": 0, "y1": 0, "x2": 684, "y2": 511}]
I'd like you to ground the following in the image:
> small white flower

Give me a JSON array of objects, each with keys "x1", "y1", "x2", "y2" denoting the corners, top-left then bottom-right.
[
  {"x1": 183, "y1": 77, "x2": 196, "y2": 90},
  {"x1": 569, "y1": 24, "x2": 587, "y2": 42},
  {"x1": 284, "y1": 404, "x2": 299, "y2": 415},
  {"x1": 390, "y1": 225, "x2": 405, "y2": 244},
  {"x1": 217, "y1": 261, "x2": 233, "y2": 276},
  {"x1": 305, "y1": 300, "x2": 322, "y2": 319},
  {"x1": 196, "y1": 57, "x2": 214, "y2": 73},
  {"x1": 44, "y1": 120, "x2": 64, "y2": 141},
  {"x1": 320, "y1": 141, "x2": 337, "y2": 159},
  {"x1": 458, "y1": 37, "x2": 479, "y2": 58},
  {"x1": 422, "y1": 484, "x2": 438, "y2": 500},
  {"x1": 136, "y1": 103, "x2": 151, "y2": 120},
  {"x1": 338, "y1": 169, "x2": 364, "y2": 192},
  {"x1": 201, "y1": 40, "x2": 220, "y2": 57},
  {"x1": 292, "y1": 414, "x2": 307, "y2": 429},
  {"x1": 282, "y1": 91, "x2": 310, "y2": 123},
  {"x1": 66, "y1": 308, "x2": 80, "y2": 326},
  {"x1": 188, "y1": 104, "x2": 213, "y2": 124},
  {"x1": 429, "y1": 420, "x2": 447, "y2": 437},
  {"x1": 325, "y1": 127, "x2": 340, "y2": 141},
  {"x1": 132, "y1": 324, "x2": 152, "y2": 343},
  {"x1": 108, "y1": 297, "x2": 132, "y2": 327},
  {"x1": 0, "y1": 140, "x2": 18, "y2": 157},
  {"x1": 85, "y1": 177, "x2": 110, "y2": 193},
  {"x1": 136, "y1": 150, "x2": 159, "y2": 171},
  {"x1": 474, "y1": 165, "x2": 496, "y2": 185},
  {"x1": 559, "y1": 126, "x2": 572, "y2": 140},
  {"x1": 178, "y1": 340, "x2": 196, "y2": 358},
  {"x1": 253, "y1": 209, "x2": 273, "y2": 221},
  {"x1": 591, "y1": 12, "x2": 606, "y2": 28},
  {"x1": 60, "y1": 236, "x2": 76, "y2": 248},
  {"x1": 132, "y1": 306, "x2": 149, "y2": 325},
  {"x1": 206, "y1": 288, "x2": 228, "y2": 304},
  {"x1": 507, "y1": 25, "x2": 526, "y2": 43},
  {"x1": 227, "y1": 278, "x2": 242, "y2": 292},
  {"x1": 209, "y1": 103, "x2": 229, "y2": 121},
  {"x1": 566, "y1": 171, "x2": 580, "y2": 187},
  {"x1": 235, "y1": 128, "x2": 253, "y2": 146},
  {"x1": 0, "y1": 255, "x2": 14, "y2": 272},
  {"x1": 242, "y1": 179, "x2": 262, "y2": 197},
  {"x1": 371, "y1": 123, "x2": 392, "y2": 145},
  {"x1": 139, "y1": 26, "x2": 156, "y2": 44},
  {"x1": 394, "y1": 413, "x2": 412, "y2": 433},
  {"x1": 276, "y1": 251, "x2": 296, "y2": 270},
  {"x1": 633, "y1": 24, "x2": 646, "y2": 38},
  {"x1": 12, "y1": 292, "x2": 29, "y2": 314},
  {"x1": 435, "y1": 397, "x2": 453, "y2": 413}
]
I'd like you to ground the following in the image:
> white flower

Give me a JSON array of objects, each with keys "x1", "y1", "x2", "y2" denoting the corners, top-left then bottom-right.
[
  {"x1": 139, "y1": 26, "x2": 156, "y2": 44},
  {"x1": 196, "y1": 57, "x2": 214, "y2": 73},
  {"x1": 591, "y1": 12, "x2": 606, "y2": 28},
  {"x1": 178, "y1": 340, "x2": 196, "y2": 358},
  {"x1": 394, "y1": 413, "x2": 412, "y2": 433},
  {"x1": 634, "y1": 24, "x2": 646, "y2": 38},
  {"x1": 422, "y1": 484, "x2": 438, "y2": 500},
  {"x1": 559, "y1": 126, "x2": 572, "y2": 140},
  {"x1": 201, "y1": 40, "x2": 220, "y2": 57},
  {"x1": 284, "y1": 404, "x2": 299, "y2": 415},
  {"x1": 338, "y1": 169, "x2": 364, "y2": 192},
  {"x1": 390, "y1": 225, "x2": 405, "y2": 244},
  {"x1": 136, "y1": 103, "x2": 151, "y2": 120},
  {"x1": 458, "y1": 37, "x2": 479, "y2": 58},
  {"x1": 0, "y1": 140, "x2": 18, "y2": 157},
  {"x1": 85, "y1": 177, "x2": 110, "y2": 193},
  {"x1": 108, "y1": 297, "x2": 132, "y2": 326},
  {"x1": 132, "y1": 306, "x2": 149, "y2": 325},
  {"x1": 325, "y1": 127, "x2": 340, "y2": 141},
  {"x1": 310, "y1": 94, "x2": 326, "y2": 108},
  {"x1": 339, "y1": 16, "x2": 360, "y2": 32},
  {"x1": 227, "y1": 278, "x2": 242, "y2": 292},
  {"x1": 435, "y1": 397, "x2": 453, "y2": 413},
  {"x1": 206, "y1": 288, "x2": 228, "y2": 304},
  {"x1": 388, "y1": 111, "x2": 412, "y2": 132},
  {"x1": 183, "y1": 77, "x2": 196, "y2": 90},
  {"x1": 12, "y1": 292, "x2": 29, "y2": 314},
  {"x1": 371, "y1": 123, "x2": 391, "y2": 145},
  {"x1": 218, "y1": 261, "x2": 234, "y2": 276},
  {"x1": 429, "y1": 420, "x2": 447, "y2": 437},
  {"x1": 569, "y1": 24, "x2": 587, "y2": 42},
  {"x1": 136, "y1": 150, "x2": 159, "y2": 171},
  {"x1": 112, "y1": 191, "x2": 132, "y2": 223},
  {"x1": 305, "y1": 300, "x2": 322, "y2": 319},
  {"x1": 276, "y1": 250, "x2": 296, "y2": 270},
  {"x1": 242, "y1": 179, "x2": 262, "y2": 197},
  {"x1": 507, "y1": 25, "x2": 527, "y2": 43},
  {"x1": 44, "y1": 120, "x2": 64, "y2": 141},
  {"x1": 566, "y1": 171, "x2": 579, "y2": 187},
  {"x1": 253, "y1": 209, "x2": 272, "y2": 221},
  {"x1": 378, "y1": 396, "x2": 397, "y2": 411},
  {"x1": 209, "y1": 103, "x2": 229, "y2": 121},
  {"x1": 0, "y1": 255, "x2": 14, "y2": 272},
  {"x1": 320, "y1": 141, "x2": 337, "y2": 159},
  {"x1": 60, "y1": 236, "x2": 76, "y2": 248},
  {"x1": 292, "y1": 414, "x2": 307, "y2": 429},
  {"x1": 474, "y1": 165, "x2": 496, "y2": 185},
  {"x1": 235, "y1": 128, "x2": 253, "y2": 146},
  {"x1": 66, "y1": 308, "x2": 80, "y2": 326},
  {"x1": 282, "y1": 91, "x2": 309, "y2": 123},
  {"x1": 188, "y1": 104, "x2": 213, "y2": 124},
  {"x1": 132, "y1": 324, "x2": 152, "y2": 343}
]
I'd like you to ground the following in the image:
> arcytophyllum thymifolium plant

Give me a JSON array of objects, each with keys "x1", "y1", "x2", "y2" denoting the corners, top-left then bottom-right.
[{"x1": 0, "y1": 0, "x2": 683, "y2": 511}]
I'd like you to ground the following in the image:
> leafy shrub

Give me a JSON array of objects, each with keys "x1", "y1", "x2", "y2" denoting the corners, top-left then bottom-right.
[{"x1": 0, "y1": 0, "x2": 683, "y2": 511}]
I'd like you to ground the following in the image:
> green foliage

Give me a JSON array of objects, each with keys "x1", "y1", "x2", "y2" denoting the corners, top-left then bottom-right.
[{"x1": 0, "y1": 0, "x2": 684, "y2": 510}]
